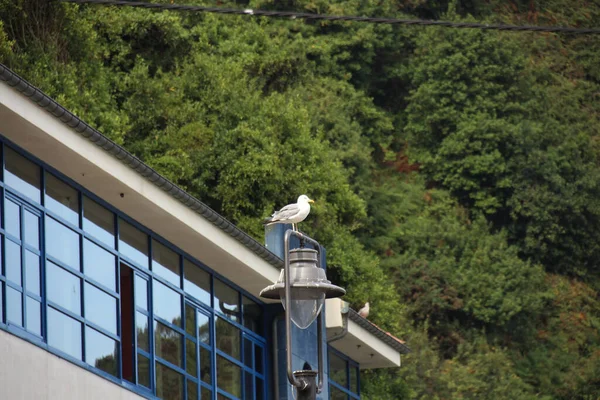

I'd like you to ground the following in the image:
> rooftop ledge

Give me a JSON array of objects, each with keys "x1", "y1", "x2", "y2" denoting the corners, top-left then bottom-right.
[{"x1": 326, "y1": 298, "x2": 410, "y2": 369}]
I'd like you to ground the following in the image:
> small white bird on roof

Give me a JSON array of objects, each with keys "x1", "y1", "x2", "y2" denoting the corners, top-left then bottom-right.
[
  {"x1": 263, "y1": 195, "x2": 315, "y2": 232},
  {"x1": 357, "y1": 302, "x2": 370, "y2": 318}
]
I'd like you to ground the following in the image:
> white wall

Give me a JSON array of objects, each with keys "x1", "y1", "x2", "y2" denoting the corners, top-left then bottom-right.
[{"x1": 0, "y1": 330, "x2": 145, "y2": 400}]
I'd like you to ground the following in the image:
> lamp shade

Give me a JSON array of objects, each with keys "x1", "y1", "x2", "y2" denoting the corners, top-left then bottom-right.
[{"x1": 260, "y1": 248, "x2": 345, "y2": 329}]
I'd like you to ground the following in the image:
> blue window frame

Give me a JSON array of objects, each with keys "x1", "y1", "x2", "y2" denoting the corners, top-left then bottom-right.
[
  {"x1": 328, "y1": 347, "x2": 360, "y2": 400},
  {"x1": 0, "y1": 138, "x2": 267, "y2": 400}
]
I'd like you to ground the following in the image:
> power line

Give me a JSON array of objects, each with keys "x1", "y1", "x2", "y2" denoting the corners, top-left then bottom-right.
[{"x1": 56, "y1": 0, "x2": 600, "y2": 35}]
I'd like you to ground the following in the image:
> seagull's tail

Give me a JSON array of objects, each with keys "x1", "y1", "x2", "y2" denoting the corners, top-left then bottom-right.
[{"x1": 262, "y1": 217, "x2": 277, "y2": 226}]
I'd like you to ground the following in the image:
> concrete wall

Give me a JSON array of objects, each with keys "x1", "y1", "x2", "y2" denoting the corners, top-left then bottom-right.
[{"x1": 0, "y1": 330, "x2": 144, "y2": 400}]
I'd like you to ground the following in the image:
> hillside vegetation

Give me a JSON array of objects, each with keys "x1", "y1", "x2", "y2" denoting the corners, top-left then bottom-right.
[{"x1": 1, "y1": 0, "x2": 600, "y2": 398}]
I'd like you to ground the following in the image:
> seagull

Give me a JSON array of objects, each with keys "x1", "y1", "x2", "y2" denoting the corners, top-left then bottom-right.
[
  {"x1": 358, "y1": 302, "x2": 370, "y2": 318},
  {"x1": 263, "y1": 195, "x2": 314, "y2": 232}
]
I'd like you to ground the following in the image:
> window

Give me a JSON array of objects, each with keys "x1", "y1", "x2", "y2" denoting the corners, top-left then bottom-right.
[
  {"x1": 328, "y1": 348, "x2": 360, "y2": 400},
  {"x1": 0, "y1": 141, "x2": 267, "y2": 400}
]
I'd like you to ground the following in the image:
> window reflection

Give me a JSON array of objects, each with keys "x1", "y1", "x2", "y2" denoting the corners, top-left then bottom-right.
[
  {"x1": 198, "y1": 312, "x2": 211, "y2": 345},
  {"x1": 85, "y1": 282, "x2": 117, "y2": 335},
  {"x1": 45, "y1": 172, "x2": 79, "y2": 226},
  {"x1": 83, "y1": 196, "x2": 115, "y2": 248},
  {"x1": 136, "y1": 311, "x2": 150, "y2": 352},
  {"x1": 216, "y1": 317, "x2": 240, "y2": 360},
  {"x1": 329, "y1": 386, "x2": 348, "y2": 400},
  {"x1": 155, "y1": 320, "x2": 183, "y2": 367},
  {"x1": 138, "y1": 354, "x2": 151, "y2": 388},
  {"x1": 187, "y1": 379, "x2": 198, "y2": 400},
  {"x1": 214, "y1": 279, "x2": 239, "y2": 322},
  {"x1": 184, "y1": 260, "x2": 211, "y2": 306},
  {"x1": 201, "y1": 386, "x2": 211, "y2": 400},
  {"x1": 255, "y1": 345, "x2": 263, "y2": 374},
  {"x1": 156, "y1": 362, "x2": 184, "y2": 400},
  {"x1": 217, "y1": 355, "x2": 241, "y2": 398},
  {"x1": 7, "y1": 286, "x2": 22, "y2": 325},
  {"x1": 47, "y1": 261, "x2": 81, "y2": 315},
  {"x1": 350, "y1": 366, "x2": 359, "y2": 394},
  {"x1": 135, "y1": 275, "x2": 148, "y2": 310},
  {"x1": 24, "y1": 210, "x2": 39, "y2": 250},
  {"x1": 119, "y1": 219, "x2": 148, "y2": 268},
  {"x1": 86, "y1": 327, "x2": 118, "y2": 377},
  {"x1": 186, "y1": 339, "x2": 197, "y2": 376},
  {"x1": 329, "y1": 351, "x2": 348, "y2": 387},
  {"x1": 84, "y1": 239, "x2": 116, "y2": 291},
  {"x1": 200, "y1": 347, "x2": 211, "y2": 384},
  {"x1": 25, "y1": 250, "x2": 40, "y2": 296},
  {"x1": 4, "y1": 147, "x2": 41, "y2": 202},
  {"x1": 46, "y1": 216, "x2": 80, "y2": 270},
  {"x1": 5, "y1": 199, "x2": 21, "y2": 239},
  {"x1": 6, "y1": 239, "x2": 22, "y2": 285},
  {"x1": 48, "y1": 307, "x2": 82, "y2": 360},
  {"x1": 153, "y1": 239, "x2": 181, "y2": 287},
  {"x1": 153, "y1": 280, "x2": 182, "y2": 326},
  {"x1": 244, "y1": 371, "x2": 253, "y2": 400},
  {"x1": 256, "y1": 378, "x2": 264, "y2": 400},
  {"x1": 26, "y1": 296, "x2": 41, "y2": 336},
  {"x1": 243, "y1": 296, "x2": 262, "y2": 335}
]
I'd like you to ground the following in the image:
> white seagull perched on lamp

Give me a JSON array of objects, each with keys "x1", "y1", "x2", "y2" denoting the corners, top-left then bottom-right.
[
  {"x1": 263, "y1": 194, "x2": 314, "y2": 232},
  {"x1": 358, "y1": 302, "x2": 370, "y2": 318}
]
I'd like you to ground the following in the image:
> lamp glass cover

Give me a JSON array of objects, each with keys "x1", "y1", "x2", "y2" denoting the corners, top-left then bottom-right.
[{"x1": 281, "y1": 288, "x2": 325, "y2": 329}]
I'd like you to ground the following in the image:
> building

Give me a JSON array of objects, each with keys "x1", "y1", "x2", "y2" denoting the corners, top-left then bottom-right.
[{"x1": 0, "y1": 63, "x2": 409, "y2": 400}]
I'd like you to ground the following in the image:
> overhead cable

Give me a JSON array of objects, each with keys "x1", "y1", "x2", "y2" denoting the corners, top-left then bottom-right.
[{"x1": 56, "y1": 0, "x2": 600, "y2": 35}]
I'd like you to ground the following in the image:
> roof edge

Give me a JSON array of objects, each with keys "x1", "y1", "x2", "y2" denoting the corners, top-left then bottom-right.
[
  {"x1": 0, "y1": 63, "x2": 284, "y2": 269},
  {"x1": 347, "y1": 309, "x2": 411, "y2": 354}
]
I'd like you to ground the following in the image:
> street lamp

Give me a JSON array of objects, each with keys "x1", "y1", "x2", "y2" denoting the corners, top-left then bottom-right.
[{"x1": 260, "y1": 230, "x2": 345, "y2": 400}]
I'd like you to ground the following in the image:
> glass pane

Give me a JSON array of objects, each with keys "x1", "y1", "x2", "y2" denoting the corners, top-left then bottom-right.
[
  {"x1": 47, "y1": 261, "x2": 81, "y2": 315},
  {"x1": 46, "y1": 217, "x2": 80, "y2": 270},
  {"x1": 84, "y1": 239, "x2": 116, "y2": 291},
  {"x1": 184, "y1": 260, "x2": 211, "y2": 306},
  {"x1": 187, "y1": 379, "x2": 198, "y2": 400},
  {"x1": 25, "y1": 250, "x2": 40, "y2": 296},
  {"x1": 26, "y1": 296, "x2": 41, "y2": 336},
  {"x1": 244, "y1": 371, "x2": 253, "y2": 400},
  {"x1": 153, "y1": 239, "x2": 181, "y2": 287},
  {"x1": 217, "y1": 355, "x2": 241, "y2": 398},
  {"x1": 86, "y1": 327, "x2": 118, "y2": 377},
  {"x1": 24, "y1": 210, "x2": 39, "y2": 250},
  {"x1": 186, "y1": 339, "x2": 197, "y2": 376},
  {"x1": 216, "y1": 317, "x2": 240, "y2": 360},
  {"x1": 243, "y1": 339, "x2": 253, "y2": 369},
  {"x1": 4, "y1": 147, "x2": 40, "y2": 202},
  {"x1": 118, "y1": 219, "x2": 148, "y2": 268},
  {"x1": 45, "y1": 172, "x2": 79, "y2": 226},
  {"x1": 256, "y1": 378, "x2": 264, "y2": 400},
  {"x1": 135, "y1": 275, "x2": 148, "y2": 310},
  {"x1": 255, "y1": 345, "x2": 263, "y2": 374},
  {"x1": 201, "y1": 387, "x2": 212, "y2": 400},
  {"x1": 350, "y1": 366, "x2": 358, "y2": 394},
  {"x1": 156, "y1": 362, "x2": 184, "y2": 400},
  {"x1": 0, "y1": 283, "x2": 3, "y2": 322},
  {"x1": 7, "y1": 286, "x2": 22, "y2": 326},
  {"x1": 330, "y1": 386, "x2": 348, "y2": 400},
  {"x1": 242, "y1": 296, "x2": 262, "y2": 335},
  {"x1": 138, "y1": 353, "x2": 151, "y2": 388},
  {"x1": 214, "y1": 279, "x2": 239, "y2": 322},
  {"x1": 185, "y1": 304, "x2": 195, "y2": 336},
  {"x1": 200, "y1": 346, "x2": 211, "y2": 384},
  {"x1": 198, "y1": 312, "x2": 210, "y2": 345},
  {"x1": 329, "y1": 351, "x2": 347, "y2": 387},
  {"x1": 153, "y1": 280, "x2": 182, "y2": 326},
  {"x1": 85, "y1": 283, "x2": 117, "y2": 334},
  {"x1": 6, "y1": 239, "x2": 22, "y2": 285},
  {"x1": 83, "y1": 196, "x2": 114, "y2": 248},
  {"x1": 136, "y1": 311, "x2": 150, "y2": 352},
  {"x1": 155, "y1": 320, "x2": 183, "y2": 367},
  {"x1": 48, "y1": 307, "x2": 82, "y2": 360},
  {"x1": 5, "y1": 199, "x2": 21, "y2": 239}
]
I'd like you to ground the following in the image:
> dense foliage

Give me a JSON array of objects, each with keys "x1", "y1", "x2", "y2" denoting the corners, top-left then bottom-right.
[{"x1": 2, "y1": 0, "x2": 600, "y2": 398}]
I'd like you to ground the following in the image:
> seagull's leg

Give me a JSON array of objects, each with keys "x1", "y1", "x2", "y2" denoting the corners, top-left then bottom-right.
[{"x1": 292, "y1": 223, "x2": 297, "y2": 232}]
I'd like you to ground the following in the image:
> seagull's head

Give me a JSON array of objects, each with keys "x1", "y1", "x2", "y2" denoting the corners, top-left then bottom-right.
[{"x1": 298, "y1": 194, "x2": 315, "y2": 204}]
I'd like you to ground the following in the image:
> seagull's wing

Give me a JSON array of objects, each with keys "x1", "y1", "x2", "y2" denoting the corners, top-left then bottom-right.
[{"x1": 269, "y1": 203, "x2": 301, "y2": 222}]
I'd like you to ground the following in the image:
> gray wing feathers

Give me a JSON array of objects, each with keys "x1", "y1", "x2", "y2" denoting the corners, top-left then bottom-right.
[{"x1": 263, "y1": 203, "x2": 300, "y2": 224}]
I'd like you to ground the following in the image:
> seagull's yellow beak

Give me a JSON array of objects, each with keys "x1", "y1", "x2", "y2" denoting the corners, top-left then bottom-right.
[{"x1": 308, "y1": 199, "x2": 315, "y2": 204}]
